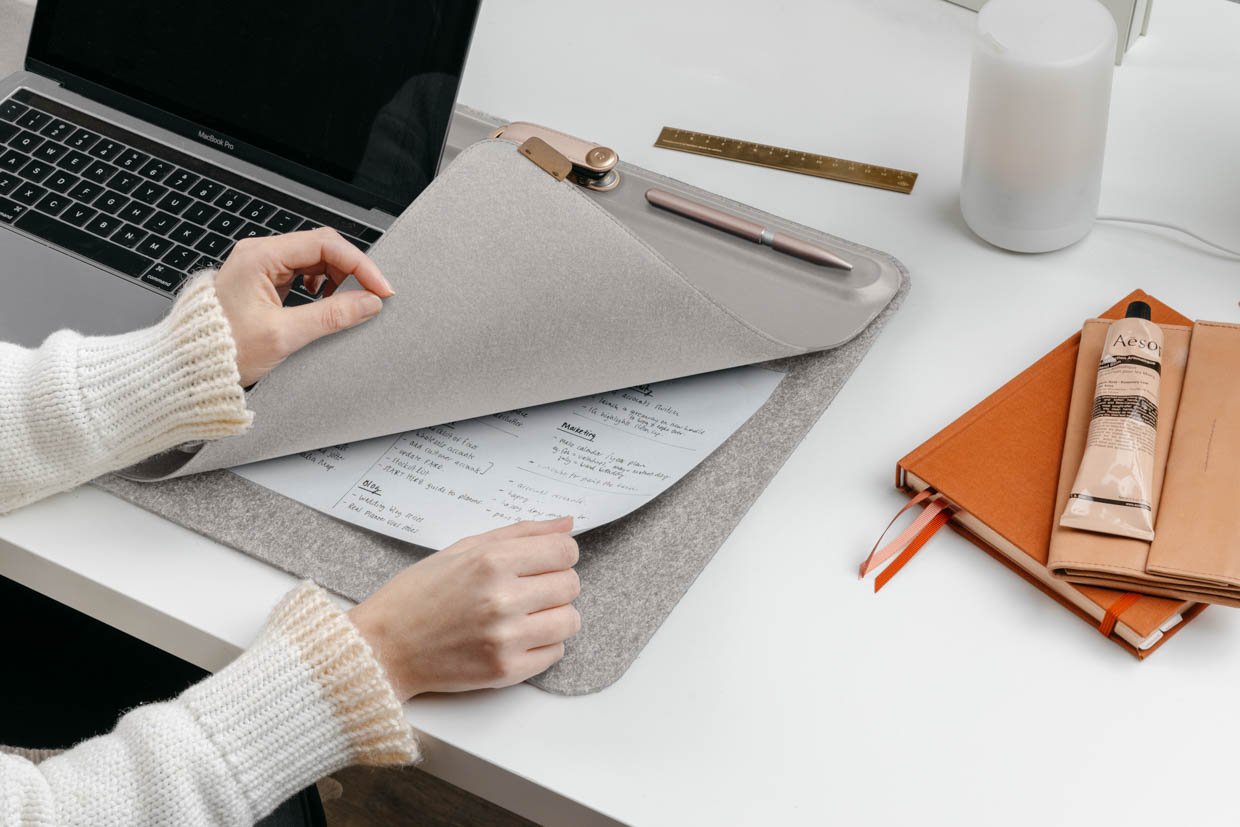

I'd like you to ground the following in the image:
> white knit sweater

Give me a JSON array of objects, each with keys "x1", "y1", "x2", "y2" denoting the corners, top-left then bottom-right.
[{"x1": 0, "y1": 274, "x2": 418, "y2": 825}]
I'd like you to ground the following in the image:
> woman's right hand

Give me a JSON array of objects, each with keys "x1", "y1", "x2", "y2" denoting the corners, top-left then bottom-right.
[{"x1": 348, "y1": 517, "x2": 582, "y2": 700}]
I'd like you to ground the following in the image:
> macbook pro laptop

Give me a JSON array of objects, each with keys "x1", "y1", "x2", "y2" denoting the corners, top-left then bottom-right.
[{"x1": 0, "y1": 0, "x2": 479, "y2": 347}]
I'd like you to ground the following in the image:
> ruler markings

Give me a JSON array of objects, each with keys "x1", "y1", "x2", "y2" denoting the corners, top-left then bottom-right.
[{"x1": 654, "y1": 127, "x2": 917, "y2": 194}]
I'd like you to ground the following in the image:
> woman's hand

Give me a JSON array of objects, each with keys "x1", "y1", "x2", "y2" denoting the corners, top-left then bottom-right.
[
  {"x1": 212, "y1": 229, "x2": 395, "y2": 387},
  {"x1": 349, "y1": 517, "x2": 582, "y2": 699}
]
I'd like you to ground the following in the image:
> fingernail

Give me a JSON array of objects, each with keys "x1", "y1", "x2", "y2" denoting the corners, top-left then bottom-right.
[
  {"x1": 377, "y1": 272, "x2": 395, "y2": 296},
  {"x1": 360, "y1": 293, "x2": 383, "y2": 317}
]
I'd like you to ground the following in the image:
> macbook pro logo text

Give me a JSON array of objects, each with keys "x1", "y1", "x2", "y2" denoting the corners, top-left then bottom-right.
[{"x1": 197, "y1": 130, "x2": 235, "y2": 152}]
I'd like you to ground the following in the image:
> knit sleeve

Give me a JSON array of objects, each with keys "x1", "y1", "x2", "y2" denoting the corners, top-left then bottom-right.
[
  {"x1": 0, "y1": 272, "x2": 252, "y2": 514},
  {"x1": 0, "y1": 582, "x2": 418, "y2": 826}
]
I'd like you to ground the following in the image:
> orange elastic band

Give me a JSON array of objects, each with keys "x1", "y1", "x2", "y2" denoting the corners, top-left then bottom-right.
[
  {"x1": 1098, "y1": 592, "x2": 1142, "y2": 637},
  {"x1": 874, "y1": 508, "x2": 953, "y2": 593}
]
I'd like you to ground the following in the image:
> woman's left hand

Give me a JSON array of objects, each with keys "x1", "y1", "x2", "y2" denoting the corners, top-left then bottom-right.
[{"x1": 213, "y1": 228, "x2": 395, "y2": 386}]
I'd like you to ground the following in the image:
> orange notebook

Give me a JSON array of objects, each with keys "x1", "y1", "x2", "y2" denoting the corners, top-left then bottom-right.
[{"x1": 881, "y1": 291, "x2": 1205, "y2": 658}]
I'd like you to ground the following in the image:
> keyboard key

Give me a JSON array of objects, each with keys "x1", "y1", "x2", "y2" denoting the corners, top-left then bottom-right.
[
  {"x1": 114, "y1": 148, "x2": 149, "y2": 172},
  {"x1": 14, "y1": 209, "x2": 152, "y2": 276},
  {"x1": 18, "y1": 159, "x2": 54, "y2": 183},
  {"x1": 182, "y1": 201, "x2": 218, "y2": 226},
  {"x1": 62, "y1": 203, "x2": 96, "y2": 227},
  {"x1": 112, "y1": 223, "x2": 148, "y2": 248},
  {"x1": 342, "y1": 235, "x2": 370, "y2": 252},
  {"x1": 7, "y1": 130, "x2": 43, "y2": 153},
  {"x1": 142, "y1": 263, "x2": 186, "y2": 292},
  {"x1": 239, "y1": 200, "x2": 274, "y2": 223},
  {"x1": 118, "y1": 201, "x2": 154, "y2": 224},
  {"x1": 65, "y1": 128, "x2": 100, "y2": 151},
  {"x1": 94, "y1": 191, "x2": 129, "y2": 215},
  {"x1": 189, "y1": 179, "x2": 223, "y2": 202},
  {"x1": 234, "y1": 221, "x2": 272, "y2": 240},
  {"x1": 207, "y1": 212, "x2": 242, "y2": 235},
  {"x1": 34, "y1": 192, "x2": 72, "y2": 217},
  {"x1": 0, "y1": 195, "x2": 27, "y2": 222},
  {"x1": 40, "y1": 119, "x2": 75, "y2": 141},
  {"x1": 136, "y1": 234, "x2": 173, "y2": 258},
  {"x1": 143, "y1": 210, "x2": 178, "y2": 235},
  {"x1": 33, "y1": 140, "x2": 68, "y2": 164},
  {"x1": 165, "y1": 169, "x2": 199, "y2": 192},
  {"x1": 0, "y1": 99, "x2": 28, "y2": 122},
  {"x1": 67, "y1": 180, "x2": 104, "y2": 202},
  {"x1": 131, "y1": 181, "x2": 168, "y2": 204},
  {"x1": 193, "y1": 231, "x2": 231, "y2": 257},
  {"x1": 283, "y1": 291, "x2": 314, "y2": 307},
  {"x1": 0, "y1": 149, "x2": 29, "y2": 171},
  {"x1": 0, "y1": 121, "x2": 17, "y2": 144},
  {"x1": 0, "y1": 170, "x2": 17, "y2": 194},
  {"x1": 156, "y1": 190, "x2": 192, "y2": 214},
  {"x1": 163, "y1": 245, "x2": 198, "y2": 269},
  {"x1": 85, "y1": 213, "x2": 122, "y2": 238},
  {"x1": 138, "y1": 158, "x2": 172, "y2": 181},
  {"x1": 81, "y1": 159, "x2": 117, "y2": 184},
  {"x1": 44, "y1": 171, "x2": 78, "y2": 193},
  {"x1": 169, "y1": 220, "x2": 205, "y2": 245},
  {"x1": 190, "y1": 255, "x2": 222, "y2": 272},
  {"x1": 108, "y1": 170, "x2": 142, "y2": 194},
  {"x1": 57, "y1": 149, "x2": 92, "y2": 173},
  {"x1": 15, "y1": 109, "x2": 51, "y2": 131},
  {"x1": 266, "y1": 210, "x2": 301, "y2": 232},
  {"x1": 214, "y1": 189, "x2": 249, "y2": 212},
  {"x1": 88, "y1": 138, "x2": 123, "y2": 161},
  {"x1": 11, "y1": 182, "x2": 47, "y2": 206}
]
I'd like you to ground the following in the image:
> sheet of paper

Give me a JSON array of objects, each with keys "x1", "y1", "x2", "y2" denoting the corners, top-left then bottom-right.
[{"x1": 231, "y1": 366, "x2": 784, "y2": 550}]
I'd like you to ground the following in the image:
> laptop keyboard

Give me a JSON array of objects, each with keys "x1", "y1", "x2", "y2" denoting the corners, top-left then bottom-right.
[{"x1": 0, "y1": 89, "x2": 383, "y2": 304}]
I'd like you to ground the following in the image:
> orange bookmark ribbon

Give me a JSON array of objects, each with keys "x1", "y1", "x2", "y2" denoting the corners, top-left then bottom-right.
[{"x1": 859, "y1": 491, "x2": 954, "y2": 592}]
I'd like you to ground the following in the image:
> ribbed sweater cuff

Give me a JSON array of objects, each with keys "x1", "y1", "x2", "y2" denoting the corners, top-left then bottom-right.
[
  {"x1": 181, "y1": 583, "x2": 418, "y2": 820},
  {"x1": 76, "y1": 271, "x2": 252, "y2": 467}
]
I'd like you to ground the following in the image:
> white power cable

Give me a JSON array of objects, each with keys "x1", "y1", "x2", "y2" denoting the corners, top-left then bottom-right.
[{"x1": 1096, "y1": 215, "x2": 1240, "y2": 259}]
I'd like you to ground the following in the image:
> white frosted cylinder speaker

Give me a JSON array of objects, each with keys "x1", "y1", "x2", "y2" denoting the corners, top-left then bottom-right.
[{"x1": 960, "y1": 0, "x2": 1118, "y2": 253}]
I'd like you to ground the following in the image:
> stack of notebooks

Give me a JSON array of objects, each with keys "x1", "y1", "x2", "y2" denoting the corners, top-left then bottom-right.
[{"x1": 875, "y1": 290, "x2": 1213, "y2": 657}]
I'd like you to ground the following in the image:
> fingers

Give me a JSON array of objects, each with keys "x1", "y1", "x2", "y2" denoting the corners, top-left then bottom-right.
[
  {"x1": 517, "y1": 605, "x2": 581, "y2": 650},
  {"x1": 279, "y1": 290, "x2": 384, "y2": 355},
  {"x1": 504, "y1": 533, "x2": 579, "y2": 576},
  {"x1": 516, "y1": 568, "x2": 581, "y2": 612},
  {"x1": 512, "y1": 642, "x2": 567, "y2": 682},
  {"x1": 239, "y1": 228, "x2": 394, "y2": 297},
  {"x1": 454, "y1": 516, "x2": 573, "y2": 552}
]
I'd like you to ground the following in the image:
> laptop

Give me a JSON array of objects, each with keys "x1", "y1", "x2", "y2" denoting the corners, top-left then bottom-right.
[{"x1": 0, "y1": 0, "x2": 480, "y2": 347}]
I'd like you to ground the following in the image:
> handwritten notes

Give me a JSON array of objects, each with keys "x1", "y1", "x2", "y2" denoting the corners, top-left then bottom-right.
[{"x1": 231, "y1": 366, "x2": 784, "y2": 550}]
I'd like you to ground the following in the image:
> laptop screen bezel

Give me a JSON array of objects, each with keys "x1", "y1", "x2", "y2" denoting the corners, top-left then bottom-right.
[{"x1": 24, "y1": 4, "x2": 479, "y2": 218}]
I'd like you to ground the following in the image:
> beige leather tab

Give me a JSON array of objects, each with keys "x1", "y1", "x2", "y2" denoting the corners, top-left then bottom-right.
[
  {"x1": 517, "y1": 137, "x2": 572, "y2": 181},
  {"x1": 1146, "y1": 322, "x2": 1240, "y2": 587}
]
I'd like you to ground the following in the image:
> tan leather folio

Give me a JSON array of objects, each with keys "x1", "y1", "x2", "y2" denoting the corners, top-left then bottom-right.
[
  {"x1": 896, "y1": 291, "x2": 1204, "y2": 658},
  {"x1": 1049, "y1": 321, "x2": 1240, "y2": 606}
]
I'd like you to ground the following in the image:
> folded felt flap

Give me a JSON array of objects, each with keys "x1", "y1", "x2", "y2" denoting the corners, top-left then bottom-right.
[
  {"x1": 1047, "y1": 320, "x2": 1192, "y2": 580},
  {"x1": 127, "y1": 137, "x2": 884, "y2": 480},
  {"x1": 1146, "y1": 322, "x2": 1240, "y2": 587}
]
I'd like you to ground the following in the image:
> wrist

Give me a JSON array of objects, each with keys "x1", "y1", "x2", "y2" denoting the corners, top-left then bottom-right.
[{"x1": 348, "y1": 602, "x2": 422, "y2": 701}]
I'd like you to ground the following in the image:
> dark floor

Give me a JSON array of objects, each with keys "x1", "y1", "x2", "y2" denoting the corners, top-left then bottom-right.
[{"x1": 0, "y1": 574, "x2": 535, "y2": 826}]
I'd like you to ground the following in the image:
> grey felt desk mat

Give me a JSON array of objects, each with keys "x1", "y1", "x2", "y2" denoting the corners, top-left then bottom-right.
[
  {"x1": 97, "y1": 276, "x2": 907, "y2": 695},
  {"x1": 94, "y1": 107, "x2": 909, "y2": 694}
]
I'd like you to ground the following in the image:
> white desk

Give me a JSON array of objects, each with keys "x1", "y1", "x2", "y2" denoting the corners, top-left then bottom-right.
[{"x1": 4, "y1": 1, "x2": 1240, "y2": 824}]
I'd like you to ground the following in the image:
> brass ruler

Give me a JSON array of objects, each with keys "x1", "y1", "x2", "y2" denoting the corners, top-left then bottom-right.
[{"x1": 654, "y1": 126, "x2": 917, "y2": 195}]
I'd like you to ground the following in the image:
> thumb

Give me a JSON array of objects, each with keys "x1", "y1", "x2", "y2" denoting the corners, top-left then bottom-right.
[{"x1": 281, "y1": 290, "x2": 384, "y2": 354}]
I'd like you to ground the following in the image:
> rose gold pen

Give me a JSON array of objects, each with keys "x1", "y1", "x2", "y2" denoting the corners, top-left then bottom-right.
[{"x1": 645, "y1": 188, "x2": 852, "y2": 271}]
